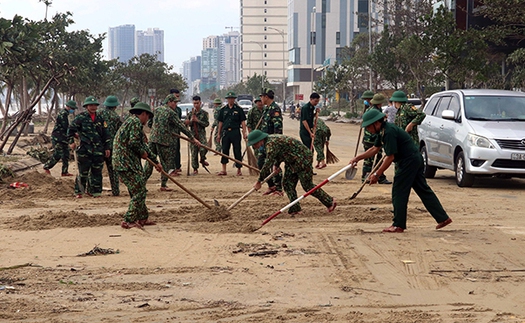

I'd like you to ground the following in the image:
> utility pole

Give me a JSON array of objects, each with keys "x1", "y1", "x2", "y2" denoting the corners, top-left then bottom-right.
[
  {"x1": 268, "y1": 27, "x2": 286, "y2": 109},
  {"x1": 310, "y1": 6, "x2": 316, "y2": 95}
]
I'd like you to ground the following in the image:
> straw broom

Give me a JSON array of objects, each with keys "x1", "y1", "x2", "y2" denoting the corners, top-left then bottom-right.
[
  {"x1": 325, "y1": 142, "x2": 339, "y2": 164},
  {"x1": 245, "y1": 142, "x2": 259, "y2": 175}
]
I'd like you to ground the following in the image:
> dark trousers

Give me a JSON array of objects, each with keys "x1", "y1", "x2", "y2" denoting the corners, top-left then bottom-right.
[
  {"x1": 75, "y1": 152, "x2": 104, "y2": 195},
  {"x1": 44, "y1": 140, "x2": 70, "y2": 174},
  {"x1": 174, "y1": 137, "x2": 181, "y2": 169},
  {"x1": 220, "y1": 129, "x2": 242, "y2": 168},
  {"x1": 257, "y1": 150, "x2": 282, "y2": 191},
  {"x1": 104, "y1": 151, "x2": 119, "y2": 196},
  {"x1": 391, "y1": 154, "x2": 449, "y2": 229},
  {"x1": 300, "y1": 130, "x2": 312, "y2": 150}
]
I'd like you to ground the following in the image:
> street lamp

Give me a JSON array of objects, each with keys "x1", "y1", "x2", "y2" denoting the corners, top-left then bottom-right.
[
  {"x1": 268, "y1": 26, "x2": 286, "y2": 110},
  {"x1": 310, "y1": 6, "x2": 316, "y2": 94},
  {"x1": 247, "y1": 41, "x2": 264, "y2": 93}
]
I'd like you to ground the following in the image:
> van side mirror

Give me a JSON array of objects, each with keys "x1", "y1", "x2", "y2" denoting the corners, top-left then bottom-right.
[{"x1": 441, "y1": 110, "x2": 455, "y2": 120}]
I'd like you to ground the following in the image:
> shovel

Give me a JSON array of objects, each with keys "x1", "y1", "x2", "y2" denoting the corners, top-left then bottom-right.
[
  {"x1": 146, "y1": 157, "x2": 215, "y2": 209},
  {"x1": 349, "y1": 155, "x2": 385, "y2": 200},
  {"x1": 227, "y1": 171, "x2": 277, "y2": 211}
]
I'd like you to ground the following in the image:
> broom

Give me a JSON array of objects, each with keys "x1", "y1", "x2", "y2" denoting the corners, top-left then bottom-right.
[
  {"x1": 245, "y1": 142, "x2": 259, "y2": 176},
  {"x1": 325, "y1": 142, "x2": 339, "y2": 164}
]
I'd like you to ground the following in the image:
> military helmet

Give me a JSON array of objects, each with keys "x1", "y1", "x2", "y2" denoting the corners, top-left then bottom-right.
[
  {"x1": 130, "y1": 102, "x2": 153, "y2": 117},
  {"x1": 370, "y1": 93, "x2": 386, "y2": 105},
  {"x1": 254, "y1": 96, "x2": 262, "y2": 102},
  {"x1": 213, "y1": 98, "x2": 223, "y2": 104},
  {"x1": 361, "y1": 109, "x2": 386, "y2": 128},
  {"x1": 247, "y1": 130, "x2": 268, "y2": 146},
  {"x1": 103, "y1": 95, "x2": 120, "y2": 108},
  {"x1": 164, "y1": 94, "x2": 179, "y2": 104},
  {"x1": 83, "y1": 96, "x2": 100, "y2": 107},
  {"x1": 361, "y1": 90, "x2": 375, "y2": 99},
  {"x1": 390, "y1": 90, "x2": 408, "y2": 103},
  {"x1": 65, "y1": 100, "x2": 77, "y2": 109},
  {"x1": 130, "y1": 97, "x2": 140, "y2": 107}
]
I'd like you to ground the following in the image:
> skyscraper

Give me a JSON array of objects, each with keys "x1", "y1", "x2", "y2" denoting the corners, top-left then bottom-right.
[
  {"x1": 108, "y1": 24, "x2": 135, "y2": 63},
  {"x1": 136, "y1": 28, "x2": 165, "y2": 62}
]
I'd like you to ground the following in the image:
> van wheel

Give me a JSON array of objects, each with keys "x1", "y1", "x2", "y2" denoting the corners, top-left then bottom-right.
[
  {"x1": 455, "y1": 151, "x2": 475, "y2": 187},
  {"x1": 420, "y1": 145, "x2": 437, "y2": 178}
]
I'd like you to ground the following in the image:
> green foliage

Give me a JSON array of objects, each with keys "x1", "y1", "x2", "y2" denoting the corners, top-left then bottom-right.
[
  {"x1": 318, "y1": 108, "x2": 332, "y2": 117},
  {"x1": 26, "y1": 147, "x2": 51, "y2": 163}
]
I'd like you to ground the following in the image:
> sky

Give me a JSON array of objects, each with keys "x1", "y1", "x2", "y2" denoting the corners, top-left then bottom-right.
[{"x1": 0, "y1": 0, "x2": 239, "y2": 71}]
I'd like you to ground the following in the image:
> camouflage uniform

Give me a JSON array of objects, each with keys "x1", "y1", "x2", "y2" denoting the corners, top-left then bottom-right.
[
  {"x1": 187, "y1": 108, "x2": 210, "y2": 170},
  {"x1": 362, "y1": 106, "x2": 388, "y2": 182},
  {"x1": 259, "y1": 101, "x2": 283, "y2": 191},
  {"x1": 313, "y1": 119, "x2": 331, "y2": 162},
  {"x1": 98, "y1": 107, "x2": 122, "y2": 195},
  {"x1": 113, "y1": 115, "x2": 159, "y2": 223},
  {"x1": 174, "y1": 104, "x2": 184, "y2": 170},
  {"x1": 212, "y1": 105, "x2": 223, "y2": 152},
  {"x1": 67, "y1": 111, "x2": 110, "y2": 196},
  {"x1": 144, "y1": 104, "x2": 195, "y2": 187},
  {"x1": 395, "y1": 103, "x2": 426, "y2": 148},
  {"x1": 259, "y1": 135, "x2": 334, "y2": 214},
  {"x1": 246, "y1": 106, "x2": 264, "y2": 132},
  {"x1": 44, "y1": 108, "x2": 71, "y2": 174}
]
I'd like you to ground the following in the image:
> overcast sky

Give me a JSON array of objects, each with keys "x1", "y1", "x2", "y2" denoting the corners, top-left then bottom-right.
[{"x1": 0, "y1": 0, "x2": 239, "y2": 71}]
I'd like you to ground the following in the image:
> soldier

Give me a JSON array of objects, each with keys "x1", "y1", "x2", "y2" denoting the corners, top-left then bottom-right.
[
  {"x1": 216, "y1": 91, "x2": 248, "y2": 176},
  {"x1": 349, "y1": 109, "x2": 452, "y2": 233},
  {"x1": 98, "y1": 95, "x2": 123, "y2": 196},
  {"x1": 144, "y1": 94, "x2": 199, "y2": 190},
  {"x1": 313, "y1": 118, "x2": 331, "y2": 169},
  {"x1": 299, "y1": 93, "x2": 321, "y2": 149},
  {"x1": 68, "y1": 96, "x2": 110, "y2": 198},
  {"x1": 43, "y1": 100, "x2": 77, "y2": 177},
  {"x1": 130, "y1": 97, "x2": 140, "y2": 108},
  {"x1": 361, "y1": 90, "x2": 375, "y2": 111},
  {"x1": 246, "y1": 96, "x2": 264, "y2": 132},
  {"x1": 210, "y1": 98, "x2": 223, "y2": 153},
  {"x1": 185, "y1": 95, "x2": 209, "y2": 175},
  {"x1": 248, "y1": 130, "x2": 337, "y2": 216},
  {"x1": 392, "y1": 90, "x2": 426, "y2": 148},
  {"x1": 361, "y1": 94, "x2": 391, "y2": 184},
  {"x1": 259, "y1": 89, "x2": 284, "y2": 196},
  {"x1": 112, "y1": 102, "x2": 163, "y2": 229}
]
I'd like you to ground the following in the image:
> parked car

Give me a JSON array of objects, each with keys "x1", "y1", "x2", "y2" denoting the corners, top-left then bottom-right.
[
  {"x1": 177, "y1": 103, "x2": 191, "y2": 120},
  {"x1": 418, "y1": 89, "x2": 525, "y2": 187},
  {"x1": 237, "y1": 99, "x2": 253, "y2": 114}
]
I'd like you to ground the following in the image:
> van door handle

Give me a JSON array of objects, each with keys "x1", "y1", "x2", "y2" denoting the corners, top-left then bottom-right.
[{"x1": 439, "y1": 125, "x2": 444, "y2": 130}]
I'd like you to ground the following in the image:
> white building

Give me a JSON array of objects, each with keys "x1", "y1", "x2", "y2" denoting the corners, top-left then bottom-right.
[
  {"x1": 135, "y1": 28, "x2": 165, "y2": 62},
  {"x1": 240, "y1": 0, "x2": 288, "y2": 90}
]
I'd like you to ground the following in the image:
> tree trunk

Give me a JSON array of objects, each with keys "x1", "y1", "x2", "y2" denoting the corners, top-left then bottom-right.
[
  {"x1": 0, "y1": 86, "x2": 13, "y2": 140},
  {"x1": 22, "y1": 77, "x2": 30, "y2": 136},
  {"x1": 43, "y1": 92, "x2": 57, "y2": 134}
]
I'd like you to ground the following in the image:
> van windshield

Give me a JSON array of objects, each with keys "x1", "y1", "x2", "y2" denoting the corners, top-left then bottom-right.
[{"x1": 464, "y1": 96, "x2": 525, "y2": 121}]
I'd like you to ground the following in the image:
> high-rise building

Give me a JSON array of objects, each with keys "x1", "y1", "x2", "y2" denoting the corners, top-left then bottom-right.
[
  {"x1": 219, "y1": 31, "x2": 241, "y2": 88},
  {"x1": 136, "y1": 28, "x2": 165, "y2": 62},
  {"x1": 183, "y1": 56, "x2": 202, "y2": 96},
  {"x1": 287, "y1": 0, "x2": 384, "y2": 100},
  {"x1": 240, "y1": 0, "x2": 288, "y2": 87},
  {"x1": 200, "y1": 47, "x2": 219, "y2": 92},
  {"x1": 108, "y1": 24, "x2": 135, "y2": 63}
]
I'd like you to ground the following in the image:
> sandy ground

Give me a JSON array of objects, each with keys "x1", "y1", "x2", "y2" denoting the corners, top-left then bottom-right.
[{"x1": 1, "y1": 109, "x2": 525, "y2": 322}]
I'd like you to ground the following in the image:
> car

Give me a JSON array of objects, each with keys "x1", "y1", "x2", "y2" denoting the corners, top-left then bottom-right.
[
  {"x1": 177, "y1": 103, "x2": 191, "y2": 120},
  {"x1": 237, "y1": 99, "x2": 253, "y2": 114},
  {"x1": 418, "y1": 89, "x2": 525, "y2": 187},
  {"x1": 407, "y1": 98, "x2": 423, "y2": 108}
]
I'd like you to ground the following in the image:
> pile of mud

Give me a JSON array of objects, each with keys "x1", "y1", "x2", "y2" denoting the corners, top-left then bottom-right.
[{"x1": 0, "y1": 170, "x2": 75, "y2": 199}]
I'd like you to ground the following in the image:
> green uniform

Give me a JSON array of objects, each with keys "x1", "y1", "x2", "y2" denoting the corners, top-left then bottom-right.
[
  {"x1": 374, "y1": 122, "x2": 449, "y2": 229},
  {"x1": 394, "y1": 103, "x2": 425, "y2": 148},
  {"x1": 67, "y1": 111, "x2": 110, "y2": 196},
  {"x1": 362, "y1": 106, "x2": 388, "y2": 183},
  {"x1": 258, "y1": 101, "x2": 284, "y2": 191},
  {"x1": 98, "y1": 107, "x2": 123, "y2": 195},
  {"x1": 144, "y1": 105, "x2": 194, "y2": 187},
  {"x1": 299, "y1": 102, "x2": 316, "y2": 149},
  {"x1": 217, "y1": 103, "x2": 246, "y2": 168},
  {"x1": 212, "y1": 105, "x2": 223, "y2": 151},
  {"x1": 113, "y1": 115, "x2": 159, "y2": 223},
  {"x1": 187, "y1": 108, "x2": 210, "y2": 170},
  {"x1": 246, "y1": 106, "x2": 264, "y2": 132},
  {"x1": 313, "y1": 119, "x2": 331, "y2": 162},
  {"x1": 259, "y1": 135, "x2": 333, "y2": 214},
  {"x1": 44, "y1": 108, "x2": 71, "y2": 174}
]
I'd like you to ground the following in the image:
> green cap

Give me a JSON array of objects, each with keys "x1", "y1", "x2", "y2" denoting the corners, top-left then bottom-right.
[
  {"x1": 254, "y1": 96, "x2": 262, "y2": 102},
  {"x1": 247, "y1": 130, "x2": 268, "y2": 146},
  {"x1": 130, "y1": 97, "x2": 140, "y2": 107},
  {"x1": 260, "y1": 88, "x2": 274, "y2": 96},
  {"x1": 130, "y1": 102, "x2": 153, "y2": 116},
  {"x1": 83, "y1": 96, "x2": 99, "y2": 107},
  {"x1": 164, "y1": 94, "x2": 179, "y2": 104},
  {"x1": 361, "y1": 109, "x2": 386, "y2": 128},
  {"x1": 225, "y1": 91, "x2": 237, "y2": 99},
  {"x1": 213, "y1": 98, "x2": 222, "y2": 104},
  {"x1": 370, "y1": 93, "x2": 386, "y2": 105},
  {"x1": 390, "y1": 90, "x2": 408, "y2": 103},
  {"x1": 103, "y1": 95, "x2": 120, "y2": 108},
  {"x1": 361, "y1": 90, "x2": 375, "y2": 99},
  {"x1": 65, "y1": 100, "x2": 77, "y2": 109}
]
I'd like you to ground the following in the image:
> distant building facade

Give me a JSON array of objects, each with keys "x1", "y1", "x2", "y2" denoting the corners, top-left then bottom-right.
[
  {"x1": 108, "y1": 24, "x2": 135, "y2": 63},
  {"x1": 183, "y1": 56, "x2": 202, "y2": 96},
  {"x1": 135, "y1": 28, "x2": 165, "y2": 62}
]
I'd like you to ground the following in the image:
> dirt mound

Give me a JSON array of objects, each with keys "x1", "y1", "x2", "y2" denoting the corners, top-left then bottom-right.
[
  {"x1": 6, "y1": 210, "x2": 121, "y2": 231},
  {"x1": 0, "y1": 170, "x2": 75, "y2": 199}
]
